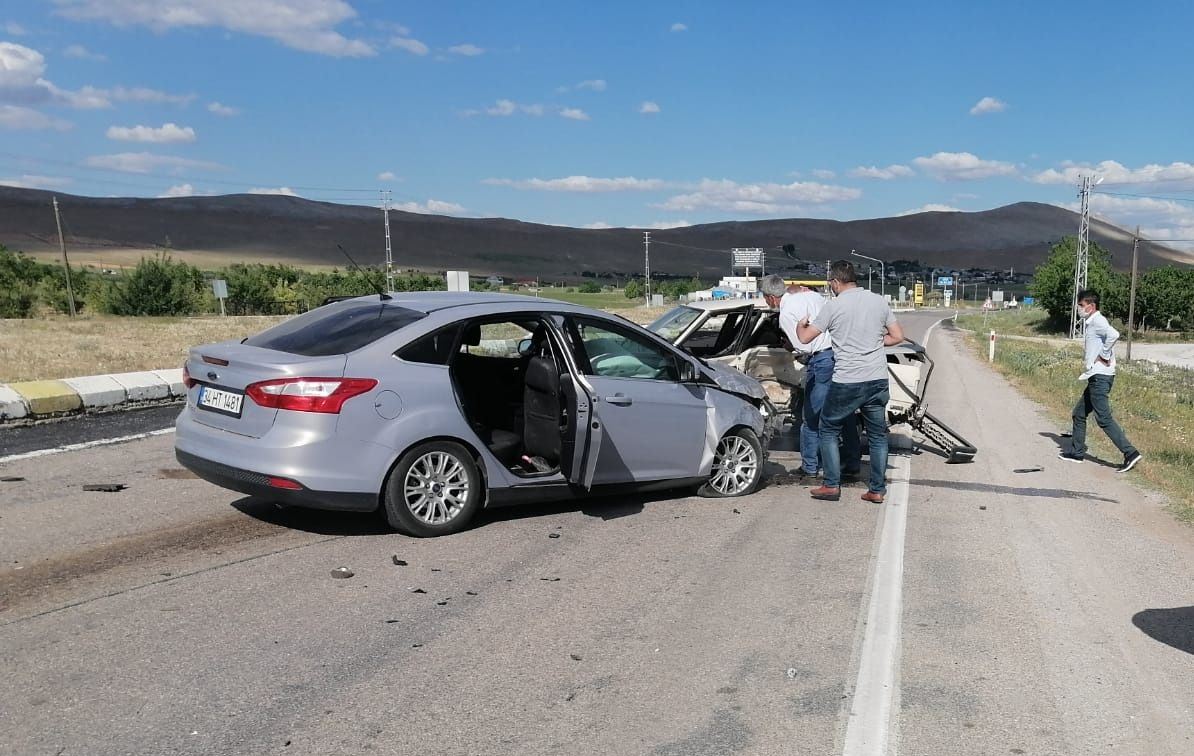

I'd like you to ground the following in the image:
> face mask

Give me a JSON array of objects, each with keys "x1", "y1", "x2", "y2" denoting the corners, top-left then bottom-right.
[{"x1": 1080, "y1": 304, "x2": 1095, "y2": 319}]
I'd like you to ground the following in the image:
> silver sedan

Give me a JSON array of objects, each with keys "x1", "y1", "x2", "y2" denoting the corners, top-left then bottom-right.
[{"x1": 175, "y1": 292, "x2": 778, "y2": 537}]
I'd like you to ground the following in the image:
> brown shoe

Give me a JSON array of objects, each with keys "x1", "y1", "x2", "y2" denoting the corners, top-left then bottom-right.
[
  {"x1": 861, "y1": 491, "x2": 884, "y2": 504},
  {"x1": 810, "y1": 486, "x2": 841, "y2": 501}
]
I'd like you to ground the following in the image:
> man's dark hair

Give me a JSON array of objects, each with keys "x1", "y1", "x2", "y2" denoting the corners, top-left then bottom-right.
[
  {"x1": 1077, "y1": 289, "x2": 1100, "y2": 308},
  {"x1": 829, "y1": 260, "x2": 857, "y2": 284}
]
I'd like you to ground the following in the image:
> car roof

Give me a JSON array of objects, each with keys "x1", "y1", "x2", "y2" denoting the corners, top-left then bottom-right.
[
  {"x1": 331, "y1": 291, "x2": 582, "y2": 314},
  {"x1": 680, "y1": 299, "x2": 775, "y2": 313}
]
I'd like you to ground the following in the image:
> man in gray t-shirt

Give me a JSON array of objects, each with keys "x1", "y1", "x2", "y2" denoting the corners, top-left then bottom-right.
[{"x1": 796, "y1": 260, "x2": 903, "y2": 503}]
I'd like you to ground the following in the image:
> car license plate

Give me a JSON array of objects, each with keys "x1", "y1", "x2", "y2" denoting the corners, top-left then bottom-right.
[{"x1": 197, "y1": 385, "x2": 244, "y2": 418}]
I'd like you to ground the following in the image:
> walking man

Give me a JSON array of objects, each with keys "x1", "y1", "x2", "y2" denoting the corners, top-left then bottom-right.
[
  {"x1": 1058, "y1": 290, "x2": 1142, "y2": 472},
  {"x1": 796, "y1": 261, "x2": 903, "y2": 503},
  {"x1": 760, "y1": 274, "x2": 860, "y2": 480}
]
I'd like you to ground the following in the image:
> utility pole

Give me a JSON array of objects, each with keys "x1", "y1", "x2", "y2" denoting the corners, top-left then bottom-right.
[
  {"x1": 643, "y1": 231, "x2": 652, "y2": 306},
  {"x1": 1126, "y1": 225, "x2": 1140, "y2": 362},
  {"x1": 52, "y1": 197, "x2": 77, "y2": 317},
  {"x1": 1070, "y1": 175, "x2": 1097, "y2": 339},
  {"x1": 381, "y1": 190, "x2": 394, "y2": 292}
]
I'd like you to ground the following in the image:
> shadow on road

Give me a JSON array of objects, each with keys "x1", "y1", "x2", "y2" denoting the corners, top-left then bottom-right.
[
  {"x1": 231, "y1": 497, "x2": 391, "y2": 536},
  {"x1": 1037, "y1": 432, "x2": 1120, "y2": 469},
  {"x1": 1132, "y1": 606, "x2": 1194, "y2": 655},
  {"x1": 911, "y1": 478, "x2": 1119, "y2": 503}
]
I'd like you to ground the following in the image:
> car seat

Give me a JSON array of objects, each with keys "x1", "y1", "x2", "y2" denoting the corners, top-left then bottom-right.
[{"x1": 523, "y1": 354, "x2": 563, "y2": 464}]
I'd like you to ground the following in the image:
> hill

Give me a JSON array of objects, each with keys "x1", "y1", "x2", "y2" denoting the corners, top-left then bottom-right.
[{"x1": 0, "y1": 186, "x2": 1181, "y2": 280}]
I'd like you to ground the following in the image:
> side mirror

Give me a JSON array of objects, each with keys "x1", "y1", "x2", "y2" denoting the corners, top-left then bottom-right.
[
  {"x1": 678, "y1": 360, "x2": 699, "y2": 382},
  {"x1": 517, "y1": 338, "x2": 534, "y2": 356}
]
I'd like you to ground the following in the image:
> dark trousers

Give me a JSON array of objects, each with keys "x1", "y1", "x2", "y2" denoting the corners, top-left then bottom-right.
[
  {"x1": 1070, "y1": 374, "x2": 1137, "y2": 458},
  {"x1": 819, "y1": 379, "x2": 889, "y2": 494}
]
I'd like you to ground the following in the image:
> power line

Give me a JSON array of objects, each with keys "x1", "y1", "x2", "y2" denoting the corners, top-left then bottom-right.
[{"x1": 1093, "y1": 190, "x2": 1194, "y2": 203}]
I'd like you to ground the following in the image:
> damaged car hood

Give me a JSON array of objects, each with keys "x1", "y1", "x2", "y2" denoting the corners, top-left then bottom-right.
[{"x1": 699, "y1": 360, "x2": 767, "y2": 400}]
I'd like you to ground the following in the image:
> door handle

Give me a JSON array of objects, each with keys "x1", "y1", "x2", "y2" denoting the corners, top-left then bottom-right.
[{"x1": 604, "y1": 394, "x2": 633, "y2": 406}]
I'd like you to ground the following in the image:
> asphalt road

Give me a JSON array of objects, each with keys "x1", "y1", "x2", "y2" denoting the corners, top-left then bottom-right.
[{"x1": 1, "y1": 313, "x2": 1191, "y2": 756}]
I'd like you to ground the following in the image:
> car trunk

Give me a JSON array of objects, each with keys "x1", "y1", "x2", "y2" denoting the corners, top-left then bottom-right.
[{"x1": 186, "y1": 342, "x2": 348, "y2": 438}]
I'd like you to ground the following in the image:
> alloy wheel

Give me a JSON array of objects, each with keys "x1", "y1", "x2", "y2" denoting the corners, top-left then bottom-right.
[
  {"x1": 404, "y1": 451, "x2": 471, "y2": 524},
  {"x1": 709, "y1": 434, "x2": 759, "y2": 495}
]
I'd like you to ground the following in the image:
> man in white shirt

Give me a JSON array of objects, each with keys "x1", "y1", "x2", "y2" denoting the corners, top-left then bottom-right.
[
  {"x1": 760, "y1": 275, "x2": 860, "y2": 479},
  {"x1": 1058, "y1": 290, "x2": 1141, "y2": 472}
]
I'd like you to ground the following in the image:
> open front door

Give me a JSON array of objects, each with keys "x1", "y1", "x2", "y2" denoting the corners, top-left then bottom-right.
[{"x1": 560, "y1": 369, "x2": 602, "y2": 490}]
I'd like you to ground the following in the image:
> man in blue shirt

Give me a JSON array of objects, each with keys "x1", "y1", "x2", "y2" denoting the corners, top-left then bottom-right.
[{"x1": 1058, "y1": 290, "x2": 1142, "y2": 472}]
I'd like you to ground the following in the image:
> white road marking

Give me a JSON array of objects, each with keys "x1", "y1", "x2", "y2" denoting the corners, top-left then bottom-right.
[
  {"x1": 842, "y1": 454, "x2": 910, "y2": 756},
  {"x1": 841, "y1": 316, "x2": 948, "y2": 755},
  {"x1": 0, "y1": 428, "x2": 175, "y2": 464}
]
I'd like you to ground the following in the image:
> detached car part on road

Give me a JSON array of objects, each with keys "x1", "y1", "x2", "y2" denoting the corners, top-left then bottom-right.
[
  {"x1": 650, "y1": 300, "x2": 977, "y2": 463},
  {"x1": 175, "y1": 292, "x2": 780, "y2": 537}
]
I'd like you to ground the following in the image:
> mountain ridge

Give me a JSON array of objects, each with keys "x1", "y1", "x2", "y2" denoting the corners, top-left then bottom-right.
[{"x1": 0, "y1": 185, "x2": 1180, "y2": 280}]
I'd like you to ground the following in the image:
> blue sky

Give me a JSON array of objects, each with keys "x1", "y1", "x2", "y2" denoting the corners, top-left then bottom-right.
[{"x1": 2, "y1": 1, "x2": 1194, "y2": 244}]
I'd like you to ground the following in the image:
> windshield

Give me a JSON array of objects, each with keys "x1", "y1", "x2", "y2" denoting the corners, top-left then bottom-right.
[{"x1": 647, "y1": 306, "x2": 703, "y2": 342}]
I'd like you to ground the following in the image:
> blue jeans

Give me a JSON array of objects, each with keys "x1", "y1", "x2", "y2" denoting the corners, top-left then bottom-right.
[
  {"x1": 1070, "y1": 374, "x2": 1137, "y2": 458},
  {"x1": 800, "y1": 351, "x2": 860, "y2": 474},
  {"x1": 819, "y1": 379, "x2": 890, "y2": 494}
]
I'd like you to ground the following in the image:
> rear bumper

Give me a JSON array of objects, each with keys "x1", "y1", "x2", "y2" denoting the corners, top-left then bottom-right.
[{"x1": 176, "y1": 449, "x2": 378, "y2": 512}]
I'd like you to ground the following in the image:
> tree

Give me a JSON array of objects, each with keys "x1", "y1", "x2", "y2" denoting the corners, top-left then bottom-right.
[
  {"x1": 1137, "y1": 266, "x2": 1194, "y2": 331},
  {"x1": 1030, "y1": 237, "x2": 1124, "y2": 326},
  {"x1": 97, "y1": 254, "x2": 203, "y2": 316},
  {"x1": 578, "y1": 281, "x2": 601, "y2": 294},
  {"x1": 624, "y1": 278, "x2": 643, "y2": 300}
]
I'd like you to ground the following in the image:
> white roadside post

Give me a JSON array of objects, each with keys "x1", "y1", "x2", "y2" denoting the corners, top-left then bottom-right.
[
  {"x1": 212, "y1": 279, "x2": 228, "y2": 316},
  {"x1": 989, "y1": 330, "x2": 996, "y2": 362}
]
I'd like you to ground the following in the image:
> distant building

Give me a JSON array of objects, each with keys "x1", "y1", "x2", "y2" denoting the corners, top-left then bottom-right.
[{"x1": 485, "y1": 275, "x2": 504, "y2": 287}]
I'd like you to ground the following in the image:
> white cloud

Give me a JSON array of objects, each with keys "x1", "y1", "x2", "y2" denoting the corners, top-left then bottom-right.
[
  {"x1": 106, "y1": 122, "x2": 196, "y2": 143},
  {"x1": 969, "y1": 96, "x2": 1007, "y2": 115},
  {"x1": 0, "y1": 104, "x2": 72, "y2": 130},
  {"x1": 3, "y1": 22, "x2": 29, "y2": 35},
  {"x1": 0, "y1": 42, "x2": 112, "y2": 108},
  {"x1": 390, "y1": 36, "x2": 429, "y2": 55},
  {"x1": 377, "y1": 171, "x2": 398, "y2": 181},
  {"x1": 394, "y1": 198, "x2": 466, "y2": 215},
  {"x1": 848, "y1": 164, "x2": 914, "y2": 180},
  {"x1": 447, "y1": 43, "x2": 483, "y2": 56},
  {"x1": 69, "y1": 84, "x2": 196, "y2": 107},
  {"x1": 248, "y1": 186, "x2": 299, "y2": 196},
  {"x1": 63, "y1": 43, "x2": 106, "y2": 60},
  {"x1": 466, "y1": 99, "x2": 549, "y2": 117},
  {"x1": 484, "y1": 176, "x2": 665, "y2": 192},
  {"x1": 1077, "y1": 194, "x2": 1194, "y2": 248},
  {"x1": 84, "y1": 151, "x2": 224, "y2": 174},
  {"x1": 0, "y1": 174, "x2": 72, "y2": 189},
  {"x1": 640, "y1": 219, "x2": 692, "y2": 229},
  {"x1": 576, "y1": 79, "x2": 606, "y2": 91},
  {"x1": 159, "y1": 183, "x2": 196, "y2": 197},
  {"x1": 639, "y1": 101, "x2": 660, "y2": 114},
  {"x1": 1031, "y1": 160, "x2": 1194, "y2": 192},
  {"x1": 897, "y1": 203, "x2": 961, "y2": 216},
  {"x1": 671, "y1": 22, "x2": 687, "y2": 32},
  {"x1": 582, "y1": 221, "x2": 613, "y2": 229},
  {"x1": 911, "y1": 151, "x2": 1017, "y2": 181},
  {"x1": 559, "y1": 107, "x2": 589, "y2": 121},
  {"x1": 656, "y1": 179, "x2": 862, "y2": 215},
  {"x1": 207, "y1": 101, "x2": 238, "y2": 116},
  {"x1": 55, "y1": 0, "x2": 376, "y2": 57},
  {"x1": 811, "y1": 169, "x2": 836, "y2": 179}
]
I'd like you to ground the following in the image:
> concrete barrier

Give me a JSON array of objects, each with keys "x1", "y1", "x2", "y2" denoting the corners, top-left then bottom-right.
[
  {"x1": 7, "y1": 380, "x2": 83, "y2": 415},
  {"x1": 0, "y1": 369, "x2": 184, "y2": 424},
  {"x1": 0, "y1": 384, "x2": 29, "y2": 421},
  {"x1": 63, "y1": 375, "x2": 127, "y2": 409}
]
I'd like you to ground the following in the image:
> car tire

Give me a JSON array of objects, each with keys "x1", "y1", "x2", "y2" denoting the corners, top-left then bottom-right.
[
  {"x1": 384, "y1": 441, "x2": 483, "y2": 537},
  {"x1": 699, "y1": 428, "x2": 764, "y2": 498}
]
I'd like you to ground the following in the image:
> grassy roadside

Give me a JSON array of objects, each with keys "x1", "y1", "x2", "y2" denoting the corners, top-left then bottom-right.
[
  {"x1": 956, "y1": 308, "x2": 1191, "y2": 342},
  {"x1": 956, "y1": 327, "x2": 1194, "y2": 524},
  {"x1": 0, "y1": 302, "x2": 668, "y2": 383}
]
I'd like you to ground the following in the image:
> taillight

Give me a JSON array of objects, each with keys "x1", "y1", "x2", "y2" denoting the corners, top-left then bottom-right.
[
  {"x1": 182, "y1": 363, "x2": 195, "y2": 389},
  {"x1": 245, "y1": 377, "x2": 378, "y2": 414}
]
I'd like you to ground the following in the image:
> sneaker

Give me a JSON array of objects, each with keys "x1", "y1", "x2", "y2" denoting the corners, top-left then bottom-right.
[
  {"x1": 1057, "y1": 451, "x2": 1085, "y2": 463},
  {"x1": 1116, "y1": 451, "x2": 1142, "y2": 473}
]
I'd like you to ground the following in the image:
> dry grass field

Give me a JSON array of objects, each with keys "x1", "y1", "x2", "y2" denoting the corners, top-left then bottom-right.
[{"x1": 0, "y1": 304, "x2": 668, "y2": 384}]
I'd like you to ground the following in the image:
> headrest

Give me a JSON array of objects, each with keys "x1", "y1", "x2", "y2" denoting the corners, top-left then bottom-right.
[{"x1": 463, "y1": 323, "x2": 481, "y2": 346}]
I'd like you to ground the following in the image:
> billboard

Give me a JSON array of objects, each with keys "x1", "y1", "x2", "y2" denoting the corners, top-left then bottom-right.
[{"x1": 731, "y1": 248, "x2": 765, "y2": 269}]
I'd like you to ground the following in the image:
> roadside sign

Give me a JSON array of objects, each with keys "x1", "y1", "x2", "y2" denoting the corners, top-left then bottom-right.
[
  {"x1": 211, "y1": 279, "x2": 228, "y2": 299},
  {"x1": 982, "y1": 298, "x2": 993, "y2": 310},
  {"x1": 1023, "y1": 296, "x2": 1035, "y2": 305},
  {"x1": 937, "y1": 276, "x2": 954, "y2": 287},
  {"x1": 913, "y1": 282, "x2": 924, "y2": 305}
]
